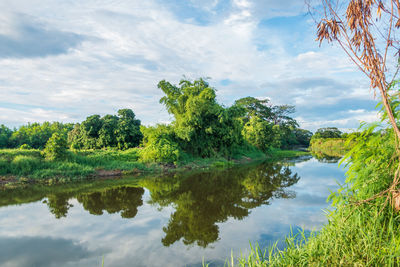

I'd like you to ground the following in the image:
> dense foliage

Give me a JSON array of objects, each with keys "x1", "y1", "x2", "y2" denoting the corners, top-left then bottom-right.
[
  {"x1": 157, "y1": 79, "x2": 244, "y2": 157},
  {"x1": 68, "y1": 109, "x2": 142, "y2": 150},
  {"x1": 43, "y1": 133, "x2": 68, "y2": 161},
  {"x1": 6, "y1": 122, "x2": 72, "y2": 149},
  {"x1": 234, "y1": 96, "x2": 312, "y2": 150},
  {"x1": 0, "y1": 79, "x2": 310, "y2": 166},
  {"x1": 312, "y1": 127, "x2": 342, "y2": 139}
]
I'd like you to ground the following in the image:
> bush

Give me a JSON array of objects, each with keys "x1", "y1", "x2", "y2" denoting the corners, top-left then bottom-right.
[
  {"x1": 0, "y1": 158, "x2": 10, "y2": 175},
  {"x1": 140, "y1": 125, "x2": 182, "y2": 164},
  {"x1": 19, "y1": 144, "x2": 32, "y2": 150},
  {"x1": 43, "y1": 133, "x2": 68, "y2": 161},
  {"x1": 140, "y1": 138, "x2": 181, "y2": 164},
  {"x1": 11, "y1": 155, "x2": 41, "y2": 175}
]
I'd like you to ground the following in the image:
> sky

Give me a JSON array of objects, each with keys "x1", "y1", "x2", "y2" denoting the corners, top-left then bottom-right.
[{"x1": 0, "y1": 0, "x2": 382, "y2": 131}]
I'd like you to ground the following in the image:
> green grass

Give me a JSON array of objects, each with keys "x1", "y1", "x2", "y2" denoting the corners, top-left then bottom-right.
[
  {"x1": 310, "y1": 138, "x2": 347, "y2": 158},
  {"x1": 0, "y1": 146, "x2": 308, "y2": 184},
  {"x1": 0, "y1": 148, "x2": 149, "y2": 182},
  {"x1": 266, "y1": 148, "x2": 310, "y2": 159},
  {"x1": 233, "y1": 202, "x2": 400, "y2": 266}
]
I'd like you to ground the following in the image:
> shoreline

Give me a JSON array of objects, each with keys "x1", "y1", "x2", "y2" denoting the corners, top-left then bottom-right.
[{"x1": 0, "y1": 149, "x2": 309, "y2": 188}]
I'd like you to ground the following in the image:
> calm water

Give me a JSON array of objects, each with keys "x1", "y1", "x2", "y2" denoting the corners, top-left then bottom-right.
[{"x1": 0, "y1": 156, "x2": 345, "y2": 267}]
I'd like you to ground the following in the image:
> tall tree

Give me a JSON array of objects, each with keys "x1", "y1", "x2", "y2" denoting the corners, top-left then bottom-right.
[
  {"x1": 158, "y1": 78, "x2": 243, "y2": 157},
  {"x1": 115, "y1": 109, "x2": 142, "y2": 150}
]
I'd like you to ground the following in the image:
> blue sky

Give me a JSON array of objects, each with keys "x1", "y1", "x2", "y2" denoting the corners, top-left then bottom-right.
[{"x1": 0, "y1": 0, "x2": 380, "y2": 131}]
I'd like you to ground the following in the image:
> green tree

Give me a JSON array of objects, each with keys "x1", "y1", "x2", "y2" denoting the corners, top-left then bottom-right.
[
  {"x1": 234, "y1": 97, "x2": 271, "y2": 123},
  {"x1": 158, "y1": 78, "x2": 243, "y2": 157},
  {"x1": 293, "y1": 128, "x2": 313, "y2": 146},
  {"x1": 313, "y1": 127, "x2": 342, "y2": 139},
  {"x1": 9, "y1": 122, "x2": 72, "y2": 149},
  {"x1": 97, "y1": 115, "x2": 119, "y2": 148},
  {"x1": 80, "y1": 115, "x2": 102, "y2": 149},
  {"x1": 43, "y1": 132, "x2": 68, "y2": 161},
  {"x1": 242, "y1": 116, "x2": 274, "y2": 152},
  {"x1": 115, "y1": 109, "x2": 143, "y2": 150},
  {"x1": 0, "y1": 125, "x2": 13, "y2": 148},
  {"x1": 140, "y1": 124, "x2": 181, "y2": 164}
]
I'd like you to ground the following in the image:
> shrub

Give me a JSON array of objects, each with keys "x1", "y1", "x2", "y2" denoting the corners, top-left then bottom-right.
[
  {"x1": 140, "y1": 125, "x2": 182, "y2": 164},
  {"x1": 11, "y1": 155, "x2": 41, "y2": 175},
  {"x1": 140, "y1": 138, "x2": 181, "y2": 164},
  {"x1": 19, "y1": 144, "x2": 32, "y2": 150},
  {"x1": 0, "y1": 158, "x2": 10, "y2": 175},
  {"x1": 43, "y1": 133, "x2": 68, "y2": 161}
]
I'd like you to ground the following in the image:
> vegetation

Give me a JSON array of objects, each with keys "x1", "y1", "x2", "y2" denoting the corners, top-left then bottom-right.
[
  {"x1": 236, "y1": 121, "x2": 400, "y2": 266},
  {"x1": 68, "y1": 109, "x2": 143, "y2": 150},
  {"x1": 309, "y1": 127, "x2": 352, "y2": 159},
  {"x1": 233, "y1": 0, "x2": 400, "y2": 265},
  {"x1": 310, "y1": 138, "x2": 347, "y2": 158},
  {"x1": 0, "y1": 78, "x2": 313, "y2": 183}
]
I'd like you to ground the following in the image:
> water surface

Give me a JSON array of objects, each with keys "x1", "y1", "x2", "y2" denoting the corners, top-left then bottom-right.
[{"x1": 0, "y1": 156, "x2": 345, "y2": 267}]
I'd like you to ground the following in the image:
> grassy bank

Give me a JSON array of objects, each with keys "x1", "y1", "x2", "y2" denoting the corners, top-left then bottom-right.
[
  {"x1": 234, "y1": 126, "x2": 400, "y2": 266},
  {"x1": 309, "y1": 138, "x2": 347, "y2": 158},
  {"x1": 0, "y1": 147, "x2": 307, "y2": 186}
]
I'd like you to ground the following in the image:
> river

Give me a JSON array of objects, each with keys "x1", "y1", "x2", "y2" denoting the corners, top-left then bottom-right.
[{"x1": 0, "y1": 155, "x2": 345, "y2": 267}]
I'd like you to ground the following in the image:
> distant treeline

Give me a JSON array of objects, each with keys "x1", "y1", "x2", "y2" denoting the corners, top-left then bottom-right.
[{"x1": 0, "y1": 78, "x2": 313, "y2": 163}]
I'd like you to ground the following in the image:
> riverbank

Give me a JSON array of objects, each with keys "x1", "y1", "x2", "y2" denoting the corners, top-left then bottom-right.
[
  {"x1": 236, "y1": 127, "x2": 400, "y2": 266},
  {"x1": 0, "y1": 148, "x2": 309, "y2": 187},
  {"x1": 309, "y1": 138, "x2": 347, "y2": 158}
]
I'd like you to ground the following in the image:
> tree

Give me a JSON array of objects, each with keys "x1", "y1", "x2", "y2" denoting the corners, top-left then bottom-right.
[
  {"x1": 158, "y1": 78, "x2": 244, "y2": 157},
  {"x1": 9, "y1": 122, "x2": 72, "y2": 149},
  {"x1": 115, "y1": 109, "x2": 143, "y2": 150},
  {"x1": 43, "y1": 132, "x2": 68, "y2": 161},
  {"x1": 294, "y1": 128, "x2": 313, "y2": 146},
  {"x1": 68, "y1": 109, "x2": 142, "y2": 150},
  {"x1": 234, "y1": 97, "x2": 271, "y2": 122},
  {"x1": 80, "y1": 115, "x2": 102, "y2": 149},
  {"x1": 0, "y1": 125, "x2": 12, "y2": 148},
  {"x1": 97, "y1": 115, "x2": 119, "y2": 148},
  {"x1": 242, "y1": 116, "x2": 274, "y2": 152},
  {"x1": 313, "y1": 127, "x2": 342, "y2": 139}
]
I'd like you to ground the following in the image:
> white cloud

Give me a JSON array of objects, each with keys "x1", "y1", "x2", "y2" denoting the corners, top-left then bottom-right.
[{"x1": 0, "y1": 0, "x2": 379, "y2": 130}]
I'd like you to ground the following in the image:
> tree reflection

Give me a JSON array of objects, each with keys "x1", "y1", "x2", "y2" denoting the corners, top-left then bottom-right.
[
  {"x1": 311, "y1": 152, "x2": 342, "y2": 163},
  {"x1": 140, "y1": 162, "x2": 300, "y2": 247},
  {"x1": 46, "y1": 194, "x2": 73, "y2": 219},
  {"x1": 45, "y1": 186, "x2": 144, "y2": 219},
  {"x1": 76, "y1": 187, "x2": 144, "y2": 218},
  {"x1": 41, "y1": 162, "x2": 300, "y2": 248}
]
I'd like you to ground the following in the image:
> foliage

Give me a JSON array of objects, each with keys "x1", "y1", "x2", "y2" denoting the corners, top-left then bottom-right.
[
  {"x1": 8, "y1": 122, "x2": 72, "y2": 149},
  {"x1": 19, "y1": 144, "x2": 32, "y2": 150},
  {"x1": 237, "y1": 121, "x2": 400, "y2": 265},
  {"x1": 11, "y1": 155, "x2": 42, "y2": 175},
  {"x1": 115, "y1": 109, "x2": 143, "y2": 150},
  {"x1": 43, "y1": 132, "x2": 68, "y2": 161},
  {"x1": 158, "y1": 78, "x2": 244, "y2": 157},
  {"x1": 293, "y1": 128, "x2": 313, "y2": 146},
  {"x1": 242, "y1": 116, "x2": 274, "y2": 152},
  {"x1": 139, "y1": 125, "x2": 182, "y2": 164},
  {"x1": 0, "y1": 125, "x2": 13, "y2": 148},
  {"x1": 310, "y1": 138, "x2": 347, "y2": 159},
  {"x1": 234, "y1": 96, "x2": 304, "y2": 150},
  {"x1": 312, "y1": 127, "x2": 342, "y2": 139},
  {"x1": 68, "y1": 109, "x2": 142, "y2": 150}
]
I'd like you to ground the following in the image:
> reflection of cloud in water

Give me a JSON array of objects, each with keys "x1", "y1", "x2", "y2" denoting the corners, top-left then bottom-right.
[
  {"x1": 0, "y1": 156, "x2": 346, "y2": 266},
  {"x1": 0, "y1": 236, "x2": 96, "y2": 267}
]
